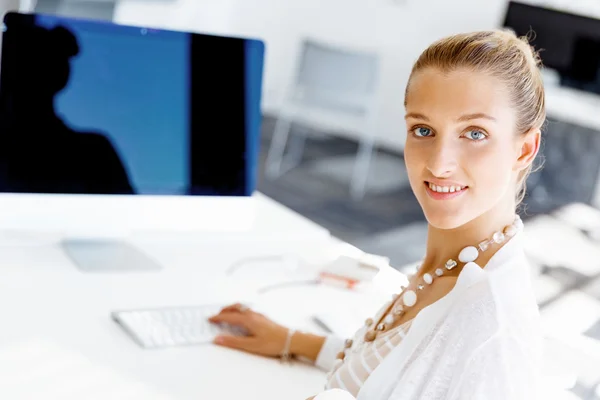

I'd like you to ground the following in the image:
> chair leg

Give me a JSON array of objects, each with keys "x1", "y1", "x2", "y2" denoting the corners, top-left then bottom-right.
[
  {"x1": 265, "y1": 115, "x2": 293, "y2": 179},
  {"x1": 350, "y1": 137, "x2": 375, "y2": 201},
  {"x1": 285, "y1": 130, "x2": 307, "y2": 171}
]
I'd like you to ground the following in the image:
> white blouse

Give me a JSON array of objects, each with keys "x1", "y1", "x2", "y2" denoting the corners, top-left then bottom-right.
[
  {"x1": 324, "y1": 319, "x2": 413, "y2": 396},
  {"x1": 313, "y1": 230, "x2": 543, "y2": 400}
]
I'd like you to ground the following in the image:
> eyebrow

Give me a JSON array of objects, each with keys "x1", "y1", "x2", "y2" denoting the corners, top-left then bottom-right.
[
  {"x1": 404, "y1": 112, "x2": 497, "y2": 122},
  {"x1": 404, "y1": 113, "x2": 429, "y2": 121},
  {"x1": 457, "y1": 113, "x2": 497, "y2": 122}
]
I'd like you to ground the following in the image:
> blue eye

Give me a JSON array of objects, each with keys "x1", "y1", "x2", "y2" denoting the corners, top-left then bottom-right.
[
  {"x1": 465, "y1": 129, "x2": 487, "y2": 141},
  {"x1": 413, "y1": 127, "x2": 432, "y2": 137}
]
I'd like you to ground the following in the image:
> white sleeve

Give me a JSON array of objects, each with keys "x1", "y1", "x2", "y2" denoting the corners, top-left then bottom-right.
[
  {"x1": 314, "y1": 335, "x2": 345, "y2": 372},
  {"x1": 447, "y1": 335, "x2": 541, "y2": 400},
  {"x1": 314, "y1": 388, "x2": 357, "y2": 400}
]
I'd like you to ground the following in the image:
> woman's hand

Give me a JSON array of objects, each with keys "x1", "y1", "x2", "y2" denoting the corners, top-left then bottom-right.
[{"x1": 208, "y1": 303, "x2": 289, "y2": 357}]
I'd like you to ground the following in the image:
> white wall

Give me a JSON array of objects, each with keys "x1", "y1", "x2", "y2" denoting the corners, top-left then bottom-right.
[{"x1": 113, "y1": 0, "x2": 515, "y2": 151}]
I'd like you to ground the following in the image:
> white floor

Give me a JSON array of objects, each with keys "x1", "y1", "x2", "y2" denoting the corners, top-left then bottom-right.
[{"x1": 308, "y1": 153, "x2": 410, "y2": 194}]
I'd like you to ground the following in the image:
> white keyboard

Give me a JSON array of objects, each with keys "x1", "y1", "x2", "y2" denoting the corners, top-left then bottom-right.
[{"x1": 112, "y1": 305, "x2": 248, "y2": 349}]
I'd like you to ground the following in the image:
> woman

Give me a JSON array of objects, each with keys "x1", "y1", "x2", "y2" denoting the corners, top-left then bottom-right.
[{"x1": 209, "y1": 29, "x2": 544, "y2": 400}]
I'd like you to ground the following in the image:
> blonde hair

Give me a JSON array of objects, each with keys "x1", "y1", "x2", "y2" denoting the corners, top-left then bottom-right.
[{"x1": 405, "y1": 30, "x2": 546, "y2": 208}]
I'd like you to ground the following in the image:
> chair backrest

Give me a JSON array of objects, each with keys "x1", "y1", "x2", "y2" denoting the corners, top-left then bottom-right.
[
  {"x1": 34, "y1": 0, "x2": 116, "y2": 21},
  {"x1": 290, "y1": 39, "x2": 380, "y2": 113}
]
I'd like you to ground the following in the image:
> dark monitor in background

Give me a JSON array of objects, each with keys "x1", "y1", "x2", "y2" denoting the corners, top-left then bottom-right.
[
  {"x1": 503, "y1": 1, "x2": 600, "y2": 92},
  {"x1": 0, "y1": 12, "x2": 264, "y2": 197}
]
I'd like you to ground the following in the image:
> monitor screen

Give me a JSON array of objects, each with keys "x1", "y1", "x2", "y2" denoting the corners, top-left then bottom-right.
[
  {"x1": 503, "y1": 1, "x2": 600, "y2": 77},
  {"x1": 0, "y1": 12, "x2": 264, "y2": 196}
]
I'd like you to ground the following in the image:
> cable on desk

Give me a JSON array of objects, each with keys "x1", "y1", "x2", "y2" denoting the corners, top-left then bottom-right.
[
  {"x1": 224, "y1": 253, "x2": 306, "y2": 276},
  {"x1": 256, "y1": 279, "x2": 321, "y2": 294},
  {"x1": 225, "y1": 253, "x2": 324, "y2": 294}
]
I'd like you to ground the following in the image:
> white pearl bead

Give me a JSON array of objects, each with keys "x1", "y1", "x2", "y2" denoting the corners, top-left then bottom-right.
[
  {"x1": 458, "y1": 246, "x2": 479, "y2": 263},
  {"x1": 334, "y1": 359, "x2": 343, "y2": 369},
  {"x1": 515, "y1": 219, "x2": 524, "y2": 230},
  {"x1": 504, "y1": 224, "x2": 518, "y2": 237},
  {"x1": 435, "y1": 268, "x2": 444, "y2": 276},
  {"x1": 492, "y1": 231, "x2": 505, "y2": 244},
  {"x1": 384, "y1": 314, "x2": 394, "y2": 325},
  {"x1": 403, "y1": 290, "x2": 417, "y2": 307},
  {"x1": 423, "y1": 273, "x2": 433, "y2": 284}
]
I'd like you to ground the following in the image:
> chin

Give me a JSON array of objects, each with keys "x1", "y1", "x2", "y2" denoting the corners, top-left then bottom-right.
[
  {"x1": 423, "y1": 210, "x2": 471, "y2": 230},
  {"x1": 418, "y1": 194, "x2": 479, "y2": 230}
]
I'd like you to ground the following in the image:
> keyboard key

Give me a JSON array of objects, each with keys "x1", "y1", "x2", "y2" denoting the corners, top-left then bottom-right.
[{"x1": 112, "y1": 305, "x2": 248, "y2": 349}]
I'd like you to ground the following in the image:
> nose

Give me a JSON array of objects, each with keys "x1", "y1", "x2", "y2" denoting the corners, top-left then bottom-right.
[{"x1": 425, "y1": 138, "x2": 458, "y2": 178}]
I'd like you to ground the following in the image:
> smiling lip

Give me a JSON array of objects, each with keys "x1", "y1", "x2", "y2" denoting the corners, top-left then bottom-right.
[{"x1": 424, "y1": 181, "x2": 468, "y2": 200}]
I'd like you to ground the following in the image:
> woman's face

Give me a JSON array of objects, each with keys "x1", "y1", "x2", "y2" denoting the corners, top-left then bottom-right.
[{"x1": 404, "y1": 68, "x2": 527, "y2": 230}]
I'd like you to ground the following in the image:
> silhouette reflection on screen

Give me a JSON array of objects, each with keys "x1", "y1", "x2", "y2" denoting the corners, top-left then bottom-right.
[{"x1": 0, "y1": 23, "x2": 134, "y2": 194}]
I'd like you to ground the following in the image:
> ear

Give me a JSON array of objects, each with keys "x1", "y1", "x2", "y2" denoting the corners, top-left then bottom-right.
[{"x1": 514, "y1": 128, "x2": 541, "y2": 172}]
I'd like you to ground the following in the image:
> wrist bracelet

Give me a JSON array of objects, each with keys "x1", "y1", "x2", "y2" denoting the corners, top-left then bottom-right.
[{"x1": 280, "y1": 328, "x2": 296, "y2": 363}]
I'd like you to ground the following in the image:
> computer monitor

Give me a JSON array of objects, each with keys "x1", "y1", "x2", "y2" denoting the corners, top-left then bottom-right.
[
  {"x1": 503, "y1": 1, "x2": 600, "y2": 91},
  {"x1": 0, "y1": 12, "x2": 265, "y2": 270}
]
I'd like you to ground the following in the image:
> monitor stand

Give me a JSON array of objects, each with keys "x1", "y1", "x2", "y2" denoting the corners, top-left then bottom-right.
[{"x1": 62, "y1": 239, "x2": 162, "y2": 272}]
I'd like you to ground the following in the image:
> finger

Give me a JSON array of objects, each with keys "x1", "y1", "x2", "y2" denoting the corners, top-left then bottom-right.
[
  {"x1": 208, "y1": 304, "x2": 239, "y2": 319},
  {"x1": 221, "y1": 303, "x2": 244, "y2": 312},
  {"x1": 214, "y1": 334, "x2": 256, "y2": 351},
  {"x1": 208, "y1": 311, "x2": 252, "y2": 328},
  {"x1": 209, "y1": 303, "x2": 250, "y2": 318}
]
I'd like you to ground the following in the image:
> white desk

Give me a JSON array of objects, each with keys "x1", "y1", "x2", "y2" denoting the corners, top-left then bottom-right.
[{"x1": 0, "y1": 193, "x2": 387, "y2": 399}]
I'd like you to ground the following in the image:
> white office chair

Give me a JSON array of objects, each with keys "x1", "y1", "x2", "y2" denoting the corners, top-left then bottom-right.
[
  {"x1": 265, "y1": 39, "x2": 381, "y2": 200},
  {"x1": 541, "y1": 332, "x2": 600, "y2": 399},
  {"x1": 33, "y1": 0, "x2": 116, "y2": 21},
  {"x1": 0, "y1": 0, "x2": 20, "y2": 12},
  {"x1": 593, "y1": 174, "x2": 600, "y2": 210}
]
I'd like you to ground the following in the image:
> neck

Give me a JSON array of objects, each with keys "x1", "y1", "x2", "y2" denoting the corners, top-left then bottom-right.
[{"x1": 422, "y1": 201, "x2": 517, "y2": 273}]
